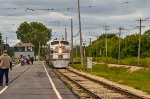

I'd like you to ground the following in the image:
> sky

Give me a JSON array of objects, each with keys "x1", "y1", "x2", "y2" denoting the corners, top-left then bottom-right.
[{"x1": 0, "y1": 0, "x2": 150, "y2": 46}]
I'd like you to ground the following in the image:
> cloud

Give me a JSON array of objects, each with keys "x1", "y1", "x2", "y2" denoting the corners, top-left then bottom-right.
[{"x1": 0, "y1": 0, "x2": 150, "y2": 46}]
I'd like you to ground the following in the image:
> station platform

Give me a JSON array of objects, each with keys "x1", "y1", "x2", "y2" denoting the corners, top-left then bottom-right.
[{"x1": 0, "y1": 61, "x2": 78, "y2": 99}]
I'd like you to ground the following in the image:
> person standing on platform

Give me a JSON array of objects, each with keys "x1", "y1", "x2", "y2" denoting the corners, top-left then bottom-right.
[
  {"x1": 20, "y1": 55, "x2": 24, "y2": 66},
  {"x1": 27, "y1": 55, "x2": 30, "y2": 65},
  {"x1": 0, "y1": 50, "x2": 11, "y2": 86},
  {"x1": 30, "y1": 57, "x2": 34, "y2": 65}
]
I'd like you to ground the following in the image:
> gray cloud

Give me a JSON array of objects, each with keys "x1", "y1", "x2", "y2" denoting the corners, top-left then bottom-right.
[{"x1": 0, "y1": 0, "x2": 150, "y2": 46}]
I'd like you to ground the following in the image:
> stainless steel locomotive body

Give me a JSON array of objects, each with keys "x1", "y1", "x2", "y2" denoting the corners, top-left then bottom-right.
[{"x1": 46, "y1": 40, "x2": 70, "y2": 68}]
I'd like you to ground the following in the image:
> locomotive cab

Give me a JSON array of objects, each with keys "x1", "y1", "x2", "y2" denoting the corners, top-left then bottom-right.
[{"x1": 47, "y1": 40, "x2": 70, "y2": 68}]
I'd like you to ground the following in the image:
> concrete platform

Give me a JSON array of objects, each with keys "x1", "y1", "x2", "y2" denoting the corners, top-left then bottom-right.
[{"x1": 0, "y1": 61, "x2": 78, "y2": 99}]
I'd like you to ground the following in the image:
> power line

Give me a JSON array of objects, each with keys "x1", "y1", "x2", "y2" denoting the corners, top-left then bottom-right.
[
  {"x1": 0, "y1": 0, "x2": 147, "y2": 12},
  {"x1": 73, "y1": 32, "x2": 80, "y2": 37}
]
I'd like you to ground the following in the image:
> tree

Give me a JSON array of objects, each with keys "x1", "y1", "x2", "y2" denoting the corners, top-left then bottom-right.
[
  {"x1": 0, "y1": 32, "x2": 4, "y2": 44},
  {"x1": 88, "y1": 34, "x2": 118, "y2": 58},
  {"x1": 98, "y1": 33, "x2": 117, "y2": 40},
  {"x1": 144, "y1": 29, "x2": 150, "y2": 35},
  {"x1": 140, "y1": 34, "x2": 150, "y2": 57},
  {"x1": 16, "y1": 22, "x2": 52, "y2": 55},
  {"x1": 84, "y1": 29, "x2": 150, "y2": 60},
  {"x1": 121, "y1": 34, "x2": 139, "y2": 58}
]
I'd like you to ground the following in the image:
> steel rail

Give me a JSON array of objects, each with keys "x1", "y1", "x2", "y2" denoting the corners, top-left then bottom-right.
[
  {"x1": 67, "y1": 69, "x2": 148, "y2": 99},
  {"x1": 53, "y1": 69, "x2": 102, "y2": 99}
]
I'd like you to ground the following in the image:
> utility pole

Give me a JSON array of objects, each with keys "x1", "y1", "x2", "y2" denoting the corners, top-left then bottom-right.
[
  {"x1": 136, "y1": 19, "x2": 147, "y2": 65},
  {"x1": 103, "y1": 26, "x2": 109, "y2": 62},
  {"x1": 117, "y1": 27, "x2": 125, "y2": 64},
  {"x1": 71, "y1": 19, "x2": 74, "y2": 66},
  {"x1": 65, "y1": 28, "x2": 67, "y2": 41},
  {"x1": 96, "y1": 36, "x2": 98, "y2": 62},
  {"x1": 89, "y1": 38, "x2": 92, "y2": 57},
  {"x1": 83, "y1": 42, "x2": 86, "y2": 58},
  {"x1": 77, "y1": 0, "x2": 83, "y2": 68},
  {"x1": 38, "y1": 42, "x2": 40, "y2": 61},
  {"x1": 74, "y1": 41, "x2": 78, "y2": 58},
  {"x1": 84, "y1": 45, "x2": 86, "y2": 58}
]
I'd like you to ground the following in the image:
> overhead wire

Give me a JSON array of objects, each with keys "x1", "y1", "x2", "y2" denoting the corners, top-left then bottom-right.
[
  {"x1": 0, "y1": 0, "x2": 149, "y2": 41},
  {"x1": 0, "y1": 0, "x2": 148, "y2": 18}
]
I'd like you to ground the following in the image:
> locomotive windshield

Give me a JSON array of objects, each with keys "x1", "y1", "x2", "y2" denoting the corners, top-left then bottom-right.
[
  {"x1": 60, "y1": 41, "x2": 69, "y2": 45},
  {"x1": 51, "y1": 41, "x2": 59, "y2": 45},
  {"x1": 51, "y1": 41, "x2": 69, "y2": 45}
]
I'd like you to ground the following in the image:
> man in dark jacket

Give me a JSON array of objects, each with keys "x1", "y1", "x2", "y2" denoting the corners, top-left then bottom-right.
[{"x1": 0, "y1": 50, "x2": 11, "y2": 86}]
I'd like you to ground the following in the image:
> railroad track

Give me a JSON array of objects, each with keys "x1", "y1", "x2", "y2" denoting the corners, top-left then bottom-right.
[{"x1": 53, "y1": 68, "x2": 148, "y2": 99}]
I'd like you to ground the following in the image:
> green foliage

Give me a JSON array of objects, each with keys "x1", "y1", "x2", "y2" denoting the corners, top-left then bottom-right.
[
  {"x1": 93, "y1": 57, "x2": 118, "y2": 64},
  {"x1": 121, "y1": 34, "x2": 138, "y2": 58},
  {"x1": 16, "y1": 22, "x2": 52, "y2": 55},
  {"x1": 140, "y1": 34, "x2": 150, "y2": 57},
  {"x1": 86, "y1": 30, "x2": 150, "y2": 61},
  {"x1": 88, "y1": 34, "x2": 118, "y2": 58},
  {"x1": 74, "y1": 45, "x2": 81, "y2": 58},
  {"x1": 98, "y1": 33, "x2": 117, "y2": 40},
  {"x1": 120, "y1": 57, "x2": 137, "y2": 65},
  {"x1": 92, "y1": 57, "x2": 150, "y2": 67},
  {"x1": 0, "y1": 32, "x2": 4, "y2": 44},
  {"x1": 144, "y1": 29, "x2": 150, "y2": 35}
]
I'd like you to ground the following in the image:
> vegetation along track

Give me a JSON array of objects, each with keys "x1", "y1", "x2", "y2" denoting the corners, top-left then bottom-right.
[{"x1": 53, "y1": 68, "x2": 148, "y2": 99}]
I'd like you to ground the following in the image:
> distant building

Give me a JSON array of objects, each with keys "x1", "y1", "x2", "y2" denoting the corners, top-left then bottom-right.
[{"x1": 14, "y1": 42, "x2": 35, "y2": 58}]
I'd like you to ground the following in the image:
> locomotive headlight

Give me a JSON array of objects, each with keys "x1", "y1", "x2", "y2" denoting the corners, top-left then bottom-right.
[{"x1": 59, "y1": 44, "x2": 62, "y2": 48}]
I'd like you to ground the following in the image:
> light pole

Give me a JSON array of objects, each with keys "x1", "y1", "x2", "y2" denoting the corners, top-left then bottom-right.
[
  {"x1": 77, "y1": 0, "x2": 83, "y2": 69},
  {"x1": 38, "y1": 42, "x2": 40, "y2": 61},
  {"x1": 117, "y1": 27, "x2": 124, "y2": 64},
  {"x1": 71, "y1": 19, "x2": 74, "y2": 66},
  {"x1": 136, "y1": 18, "x2": 148, "y2": 65},
  {"x1": 103, "y1": 26, "x2": 109, "y2": 62},
  {"x1": 83, "y1": 41, "x2": 86, "y2": 58}
]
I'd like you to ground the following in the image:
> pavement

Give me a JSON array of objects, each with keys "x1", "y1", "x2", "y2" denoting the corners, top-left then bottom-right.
[{"x1": 0, "y1": 61, "x2": 78, "y2": 99}]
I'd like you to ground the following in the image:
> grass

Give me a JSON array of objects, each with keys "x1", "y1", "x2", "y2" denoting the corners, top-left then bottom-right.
[
  {"x1": 91, "y1": 57, "x2": 150, "y2": 67},
  {"x1": 72, "y1": 63, "x2": 150, "y2": 94}
]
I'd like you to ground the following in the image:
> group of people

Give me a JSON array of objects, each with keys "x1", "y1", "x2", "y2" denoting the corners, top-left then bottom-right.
[
  {"x1": 0, "y1": 50, "x2": 34, "y2": 86},
  {"x1": 20, "y1": 55, "x2": 34, "y2": 66}
]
